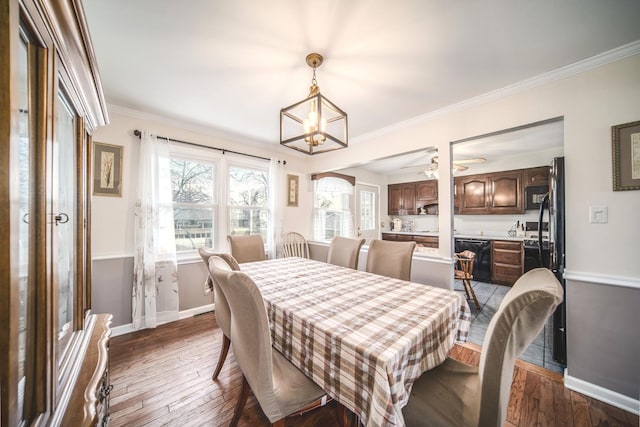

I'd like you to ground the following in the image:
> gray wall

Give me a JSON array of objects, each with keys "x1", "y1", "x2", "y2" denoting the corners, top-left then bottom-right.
[
  {"x1": 566, "y1": 280, "x2": 640, "y2": 400},
  {"x1": 92, "y1": 257, "x2": 214, "y2": 328}
]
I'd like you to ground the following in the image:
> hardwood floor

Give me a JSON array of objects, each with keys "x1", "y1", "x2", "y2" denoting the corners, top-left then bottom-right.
[{"x1": 108, "y1": 312, "x2": 638, "y2": 426}]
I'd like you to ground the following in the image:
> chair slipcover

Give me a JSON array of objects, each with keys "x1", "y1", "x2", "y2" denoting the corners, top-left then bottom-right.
[
  {"x1": 227, "y1": 234, "x2": 266, "y2": 263},
  {"x1": 209, "y1": 258, "x2": 326, "y2": 424},
  {"x1": 366, "y1": 239, "x2": 416, "y2": 281},
  {"x1": 403, "y1": 268, "x2": 563, "y2": 427},
  {"x1": 326, "y1": 236, "x2": 365, "y2": 269},
  {"x1": 197, "y1": 248, "x2": 240, "y2": 380}
]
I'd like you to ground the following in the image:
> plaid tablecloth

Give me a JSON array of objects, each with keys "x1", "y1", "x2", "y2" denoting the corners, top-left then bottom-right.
[{"x1": 241, "y1": 257, "x2": 471, "y2": 427}]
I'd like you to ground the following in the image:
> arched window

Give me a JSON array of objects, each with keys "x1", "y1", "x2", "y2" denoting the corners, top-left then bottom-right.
[{"x1": 312, "y1": 173, "x2": 355, "y2": 241}]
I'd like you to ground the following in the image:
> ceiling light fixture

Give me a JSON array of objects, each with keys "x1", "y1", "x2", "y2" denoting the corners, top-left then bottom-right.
[{"x1": 280, "y1": 53, "x2": 348, "y2": 155}]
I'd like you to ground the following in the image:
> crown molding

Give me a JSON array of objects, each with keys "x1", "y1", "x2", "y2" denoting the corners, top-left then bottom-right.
[{"x1": 353, "y1": 40, "x2": 640, "y2": 144}]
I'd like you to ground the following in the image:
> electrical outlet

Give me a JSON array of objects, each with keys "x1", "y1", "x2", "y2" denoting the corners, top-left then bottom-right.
[{"x1": 589, "y1": 205, "x2": 608, "y2": 224}]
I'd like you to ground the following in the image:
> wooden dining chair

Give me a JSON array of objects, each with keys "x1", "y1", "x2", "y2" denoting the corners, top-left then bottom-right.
[
  {"x1": 455, "y1": 250, "x2": 481, "y2": 310},
  {"x1": 403, "y1": 268, "x2": 563, "y2": 427},
  {"x1": 366, "y1": 239, "x2": 416, "y2": 281},
  {"x1": 208, "y1": 257, "x2": 335, "y2": 427},
  {"x1": 327, "y1": 236, "x2": 365, "y2": 269},
  {"x1": 282, "y1": 231, "x2": 309, "y2": 258},
  {"x1": 197, "y1": 248, "x2": 240, "y2": 381},
  {"x1": 227, "y1": 234, "x2": 266, "y2": 263}
]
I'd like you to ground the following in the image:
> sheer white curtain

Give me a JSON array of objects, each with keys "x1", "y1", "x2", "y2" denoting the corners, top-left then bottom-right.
[
  {"x1": 132, "y1": 130, "x2": 179, "y2": 329},
  {"x1": 268, "y1": 159, "x2": 285, "y2": 258}
]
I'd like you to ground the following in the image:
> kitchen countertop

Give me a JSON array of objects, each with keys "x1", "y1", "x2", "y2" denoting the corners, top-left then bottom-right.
[{"x1": 382, "y1": 230, "x2": 526, "y2": 241}]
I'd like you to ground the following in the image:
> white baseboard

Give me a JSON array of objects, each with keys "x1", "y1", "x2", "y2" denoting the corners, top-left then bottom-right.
[
  {"x1": 179, "y1": 304, "x2": 215, "y2": 319},
  {"x1": 111, "y1": 304, "x2": 216, "y2": 337},
  {"x1": 564, "y1": 370, "x2": 640, "y2": 416}
]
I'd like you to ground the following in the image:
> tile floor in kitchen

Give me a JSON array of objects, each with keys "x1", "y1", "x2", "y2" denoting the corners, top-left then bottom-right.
[{"x1": 459, "y1": 279, "x2": 566, "y2": 374}]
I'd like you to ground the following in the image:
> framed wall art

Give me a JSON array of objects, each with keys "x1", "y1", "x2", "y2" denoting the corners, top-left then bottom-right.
[
  {"x1": 611, "y1": 120, "x2": 640, "y2": 191},
  {"x1": 286, "y1": 174, "x2": 299, "y2": 207},
  {"x1": 93, "y1": 141, "x2": 123, "y2": 196}
]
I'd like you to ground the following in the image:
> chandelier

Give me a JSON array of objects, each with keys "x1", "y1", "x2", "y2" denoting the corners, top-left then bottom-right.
[{"x1": 280, "y1": 53, "x2": 348, "y2": 155}]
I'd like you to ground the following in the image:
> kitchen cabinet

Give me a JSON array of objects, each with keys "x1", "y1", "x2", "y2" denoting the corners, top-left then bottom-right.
[
  {"x1": 388, "y1": 182, "x2": 416, "y2": 215},
  {"x1": 492, "y1": 240, "x2": 524, "y2": 286},
  {"x1": 413, "y1": 235, "x2": 439, "y2": 248},
  {"x1": 524, "y1": 166, "x2": 550, "y2": 186},
  {"x1": 457, "y1": 170, "x2": 524, "y2": 214},
  {"x1": 488, "y1": 170, "x2": 523, "y2": 213},
  {"x1": 457, "y1": 175, "x2": 490, "y2": 214},
  {"x1": 382, "y1": 233, "x2": 438, "y2": 248},
  {"x1": 415, "y1": 180, "x2": 438, "y2": 205}
]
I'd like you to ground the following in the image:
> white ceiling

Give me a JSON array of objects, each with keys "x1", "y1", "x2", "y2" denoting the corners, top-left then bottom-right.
[
  {"x1": 84, "y1": 1, "x2": 640, "y2": 150},
  {"x1": 362, "y1": 118, "x2": 565, "y2": 174}
]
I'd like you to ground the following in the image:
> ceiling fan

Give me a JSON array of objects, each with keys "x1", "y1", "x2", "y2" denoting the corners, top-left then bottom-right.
[{"x1": 400, "y1": 148, "x2": 486, "y2": 177}]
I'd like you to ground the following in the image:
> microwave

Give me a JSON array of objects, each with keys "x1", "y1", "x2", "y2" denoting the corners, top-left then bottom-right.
[{"x1": 525, "y1": 185, "x2": 548, "y2": 210}]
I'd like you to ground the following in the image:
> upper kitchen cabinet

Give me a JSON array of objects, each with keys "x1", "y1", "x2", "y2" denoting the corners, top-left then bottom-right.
[
  {"x1": 388, "y1": 182, "x2": 416, "y2": 215},
  {"x1": 415, "y1": 180, "x2": 438, "y2": 205},
  {"x1": 524, "y1": 166, "x2": 550, "y2": 186},
  {"x1": 457, "y1": 169, "x2": 524, "y2": 214},
  {"x1": 489, "y1": 170, "x2": 523, "y2": 213}
]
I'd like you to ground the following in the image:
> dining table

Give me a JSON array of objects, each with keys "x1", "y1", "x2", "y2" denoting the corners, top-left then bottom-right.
[{"x1": 240, "y1": 256, "x2": 471, "y2": 427}]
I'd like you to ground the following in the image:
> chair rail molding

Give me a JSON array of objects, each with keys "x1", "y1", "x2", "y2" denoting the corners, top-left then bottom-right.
[{"x1": 563, "y1": 270, "x2": 640, "y2": 290}]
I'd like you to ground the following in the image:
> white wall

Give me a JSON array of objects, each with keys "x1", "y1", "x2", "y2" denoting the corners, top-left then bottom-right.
[
  {"x1": 308, "y1": 54, "x2": 640, "y2": 279},
  {"x1": 91, "y1": 106, "x2": 314, "y2": 258},
  {"x1": 91, "y1": 53, "x2": 640, "y2": 406},
  {"x1": 306, "y1": 53, "x2": 640, "y2": 405}
]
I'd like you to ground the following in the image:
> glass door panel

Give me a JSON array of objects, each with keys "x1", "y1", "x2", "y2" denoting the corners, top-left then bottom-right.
[
  {"x1": 53, "y1": 89, "x2": 77, "y2": 367},
  {"x1": 17, "y1": 34, "x2": 31, "y2": 425},
  {"x1": 356, "y1": 184, "x2": 379, "y2": 243}
]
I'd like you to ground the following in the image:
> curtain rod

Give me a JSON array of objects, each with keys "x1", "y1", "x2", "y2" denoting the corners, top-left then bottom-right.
[{"x1": 133, "y1": 129, "x2": 273, "y2": 162}]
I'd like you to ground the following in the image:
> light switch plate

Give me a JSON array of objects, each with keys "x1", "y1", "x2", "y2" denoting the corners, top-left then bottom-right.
[{"x1": 589, "y1": 205, "x2": 608, "y2": 223}]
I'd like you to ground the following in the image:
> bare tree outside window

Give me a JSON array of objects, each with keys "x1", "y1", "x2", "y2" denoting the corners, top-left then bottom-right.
[
  {"x1": 228, "y1": 166, "x2": 269, "y2": 240},
  {"x1": 170, "y1": 158, "x2": 215, "y2": 251}
]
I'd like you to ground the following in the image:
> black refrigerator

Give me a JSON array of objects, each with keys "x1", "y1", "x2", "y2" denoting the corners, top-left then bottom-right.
[{"x1": 538, "y1": 157, "x2": 566, "y2": 364}]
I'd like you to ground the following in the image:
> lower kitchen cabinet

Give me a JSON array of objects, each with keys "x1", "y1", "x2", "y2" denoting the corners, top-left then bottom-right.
[
  {"x1": 491, "y1": 240, "x2": 524, "y2": 286},
  {"x1": 381, "y1": 233, "x2": 438, "y2": 247},
  {"x1": 413, "y1": 235, "x2": 438, "y2": 248}
]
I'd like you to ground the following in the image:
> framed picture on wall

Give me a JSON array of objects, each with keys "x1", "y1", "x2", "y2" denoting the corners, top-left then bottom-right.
[
  {"x1": 93, "y1": 141, "x2": 123, "y2": 196},
  {"x1": 287, "y1": 174, "x2": 299, "y2": 207},
  {"x1": 612, "y1": 120, "x2": 640, "y2": 191}
]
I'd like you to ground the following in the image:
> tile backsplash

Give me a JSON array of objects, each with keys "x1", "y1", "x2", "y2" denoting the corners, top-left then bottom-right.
[{"x1": 388, "y1": 211, "x2": 543, "y2": 236}]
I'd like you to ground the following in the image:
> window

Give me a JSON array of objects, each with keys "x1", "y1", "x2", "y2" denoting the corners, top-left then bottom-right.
[
  {"x1": 228, "y1": 165, "x2": 269, "y2": 242},
  {"x1": 313, "y1": 177, "x2": 354, "y2": 241},
  {"x1": 170, "y1": 157, "x2": 216, "y2": 251}
]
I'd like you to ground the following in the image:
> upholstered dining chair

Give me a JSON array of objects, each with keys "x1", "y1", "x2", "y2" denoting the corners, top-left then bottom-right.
[
  {"x1": 366, "y1": 239, "x2": 416, "y2": 281},
  {"x1": 326, "y1": 236, "x2": 365, "y2": 270},
  {"x1": 455, "y1": 250, "x2": 481, "y2": 310},
  {"x1": 227, "y1": 234, "x2": 266, "y2": 263},
  {"x1": 402, "y1": 268, "x2": 563, "y2": 427},
  {"x1": 281, "y1": 231, "x2": 309, "y2": 258},
  {"x1": 208, "y1": 257, "x2": 332, "y2": 427},
  {"x1": 197, "y1": 248, "x2": 240, "y2": 381}
]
